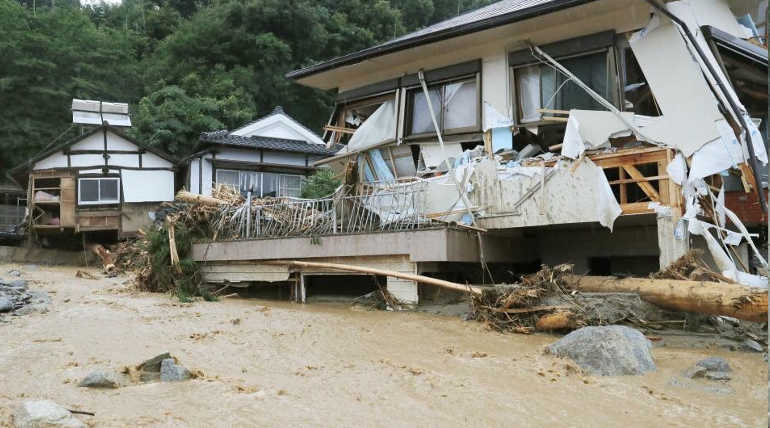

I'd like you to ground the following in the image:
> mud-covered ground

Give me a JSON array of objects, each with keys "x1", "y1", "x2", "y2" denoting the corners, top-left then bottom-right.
[{"x1": 0, "y1": 264, "x2": 767, "y2": 427}]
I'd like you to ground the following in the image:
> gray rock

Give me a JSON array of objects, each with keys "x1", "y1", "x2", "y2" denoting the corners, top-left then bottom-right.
[
  {"x1": 683, "y1": 365, "x2": 707, "y2": 379},
  {"x1": 13, "y1": 400, "x2": 85, "y2": 428},
  {"x1": 160, "y1": 358, "x2": 191, "y2": 382},
  {"x1": 696, "y1": 357, "x2": 731, "y2": 372},
  {"x1": 0, "y1": 296, "x2": 14, "y2": 312},
  {"x1": 545, "y1": 325, "x2": 655, "y2": 376},
  {"x1": 741, "y1": 339, "x2": 765, "y2": 353},
  {"x1": 78, "y1": 370, "x2": 119, "y2": 388},
  {"x1": 705, "y1": 371, "x2": 731, "y2": 381},
  {"x1": 7, "y1": 279, "x2": 27, "y2": 290},
  {"x1": 8, "y1": 270, "x2": 21, "y2": 277}
]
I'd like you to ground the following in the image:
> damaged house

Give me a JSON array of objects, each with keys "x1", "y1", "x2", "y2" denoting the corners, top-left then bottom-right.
[{"x1": 191, "y1": 0, "x2": 768, "y2": 305}]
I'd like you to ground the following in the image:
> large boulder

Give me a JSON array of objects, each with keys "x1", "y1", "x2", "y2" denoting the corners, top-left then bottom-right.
[
  {"x1": 13, "y1": 400, "x2": 85, "y2": 428},
  {"x1": 546, "y1": 325, "x2": 656, "y2": 376},
  {"x1": 78, "y1": 370, "x2": 119, "y2": 388}
]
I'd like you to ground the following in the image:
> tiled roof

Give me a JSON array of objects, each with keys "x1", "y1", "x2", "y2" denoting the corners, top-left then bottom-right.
[{"x1": 199, "y1": 131, "x2": 341, "y2": 156}]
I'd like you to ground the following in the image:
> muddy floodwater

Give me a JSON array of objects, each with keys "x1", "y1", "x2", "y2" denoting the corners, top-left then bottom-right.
[{"x1": 0, "y1": 264, "x2": 767, "y2": 427}]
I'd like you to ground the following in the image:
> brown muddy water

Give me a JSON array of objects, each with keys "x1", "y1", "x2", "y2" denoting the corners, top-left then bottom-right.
[{"x1": 0, "y1": 264, "x2": 767, "y2": 427}]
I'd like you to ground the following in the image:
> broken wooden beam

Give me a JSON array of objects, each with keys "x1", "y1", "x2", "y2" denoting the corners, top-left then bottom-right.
[
  {"x1": 566, "y1": 275, "x2": 767, "y2": 323},
  {"x1": 175, "y1": 191, "x2": 226, "y2": 207},
  {"x1": 264, "y1": 260, "x2": 481, "y2": 295}
]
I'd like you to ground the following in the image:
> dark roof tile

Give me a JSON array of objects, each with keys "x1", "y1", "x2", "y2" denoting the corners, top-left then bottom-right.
[{"x1": 200, "y1": 131, "x2": 341, "y2": 156}]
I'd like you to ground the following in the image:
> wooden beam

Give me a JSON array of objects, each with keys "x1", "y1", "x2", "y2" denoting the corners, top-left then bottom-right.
[
  {"x1": 618, "y1": 167, "x2": 627, "y2": 204},
  {"x1": 621, "y1": 202, "x2": 653, "y2": 215},
  {"x1": 323, "y1": 125, "x2": 356, "y2": 135},
  {"x1": 536, "y1": 108, "x2": 569, "y2": 115},
  {"x1": 609, "y1": 174, "x2": 668, "y2": 185},
  {"x1": 622, "y1": 165, "x2": 659, "y2": 202}
]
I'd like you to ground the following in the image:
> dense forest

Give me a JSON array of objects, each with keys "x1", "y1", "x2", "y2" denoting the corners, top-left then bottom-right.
[{"x1": 0, "y1": 0, "x2": 497, "y2": 173}]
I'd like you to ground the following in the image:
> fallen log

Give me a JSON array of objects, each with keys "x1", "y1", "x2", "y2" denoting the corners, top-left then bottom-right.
[
  {"x1": 264, "y1": 260, "x2": 481, "y2": 295},
  {"x1": 175, "y1": 191, "x2": 227, "y2": 207},
  {"x1": 566, "y1": 275, "x2": 767, "y2": 323}
]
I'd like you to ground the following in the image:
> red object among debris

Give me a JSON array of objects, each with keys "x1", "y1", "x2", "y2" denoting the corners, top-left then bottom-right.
[{"x1": 724, "y1": 190, "x2": 768, "y2": 227}]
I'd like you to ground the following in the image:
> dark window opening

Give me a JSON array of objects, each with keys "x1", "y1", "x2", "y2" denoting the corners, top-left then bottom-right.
[
  {"x1": 621, "y1": 47, "x2": 662, "y2": 116},
  {"x1": 304, "y1": 275, "x2": 381, "y2": 300}
]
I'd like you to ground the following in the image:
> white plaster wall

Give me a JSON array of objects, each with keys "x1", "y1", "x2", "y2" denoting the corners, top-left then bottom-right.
[
  {"x1": 122, "y1": 170, "x2": 174, "y2": 202},
  {"x1": 34, "y1": 152, "x2": 67, "y2": 170},
  {"x1": 190, "y1": 158, "x2": 200, "y2": 193},
  {"x1": 70, "y1": 132, "x2": 106, "y2": 150},
  {"x1": 263, "y1": 151, "x2": 306, "y2": 166},
  {"x1": 247, "y1": 122, "x2": 307, "y2": 141},
  {"x1": 107, "y1": 154, "x2": 140, "y2": 168},
  {"x1": 142, "y1": 152, "x2": 172, "y2": 168},
  {"x1": 201, "y1": 156, "x2": 213, "y2": 196},
  {"x1": 216, "y1": 148, "x2": 261, "y2": 163},
  {"x1": 107, "y1": 133, "x2": 139, "y2": 151},
  {"x1": 70, "y1": 154, "x2": 104, "y2": 167}
]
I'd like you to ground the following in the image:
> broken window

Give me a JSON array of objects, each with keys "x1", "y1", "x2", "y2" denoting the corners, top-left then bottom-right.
[
  {"x1": 325, "y1": 94, "x2": 396, "y2": 146},
  {"x1": 618, "y1": 43, "x2": 661, "y2": 116},
  {"x1": 407, "y1": 77, "x2": 479, "y2": 136},
  {"x1": 509, "y1": 31, "x2": 617, "y2": 125}
]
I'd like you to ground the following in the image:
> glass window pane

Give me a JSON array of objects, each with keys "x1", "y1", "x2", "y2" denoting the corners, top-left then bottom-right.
[
  {"x1": 410, "y1": 87, "x2": 441, "y2": 135},
  {"x1": 239, "y1": 171, "x2": 260, "y2": 195},
  {"x1": 541, "y1": 51, "x2": 607, "y2": 111},
  {"x1": 443, "y1": 80, "x2": 477, "y2": 130},
  {"x1": 100, "y1": 179, "x2": 118, "y2": 200},
  {"x1": 80, "y1": 180, "x2": 99, "y2": 202},
  {"x1": 215, "y1": 169, "x2": 239, "y2": 188},
  {"x1": 262, "y1": 173, "x2": 278, "y2": 198},
  {"x1": 280, "y1": 175, "x2": 302, "y2": 198}
]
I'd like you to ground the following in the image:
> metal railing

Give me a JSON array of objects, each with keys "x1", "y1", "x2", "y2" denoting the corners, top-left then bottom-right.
[{"x1": 212, "y1": 182, "x2": 432, "y2": 240}]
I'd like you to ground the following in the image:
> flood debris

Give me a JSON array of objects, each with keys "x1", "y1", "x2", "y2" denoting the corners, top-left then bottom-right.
[
  {"x1": 121, "y1": 352, "x2": 196, "y2": 384},
  {"x1": 0, "y1": 277, "x2": 50, "y2": 318}
]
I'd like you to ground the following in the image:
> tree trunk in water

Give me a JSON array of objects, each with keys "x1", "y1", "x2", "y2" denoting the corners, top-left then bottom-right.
[{"x1": 566, "y1": 275, "x2": 767, "y2": 323}]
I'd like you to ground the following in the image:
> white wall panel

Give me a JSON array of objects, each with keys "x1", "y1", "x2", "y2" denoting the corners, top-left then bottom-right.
[
  {"x1": 107, "y1": 154, "x2": 140, "y2": 168},
  {"x1": 122, "y1": 170, "x2": 174, "y2": 202},
  {"x1": 34, "y1": 153, "x2": 68, "y2": 170}
]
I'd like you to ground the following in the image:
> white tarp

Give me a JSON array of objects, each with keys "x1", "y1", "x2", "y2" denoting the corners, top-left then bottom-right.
[
  {"x1": 121, "y1": 170, "x2": 174, "y2": 202},
  {"x1": 630, "y1": 18, "x2": 723, "y2": 156},
  {"x1": 347, "y1": 100, "x2": 396, "y2": 152}
]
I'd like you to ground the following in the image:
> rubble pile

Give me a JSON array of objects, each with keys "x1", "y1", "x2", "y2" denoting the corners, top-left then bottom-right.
[
  {"x1": 0, "y1": 276, "x2": 50, "y2": 318},
  {"x1": 653, "y1": 250, "x2": 734, "y2": 283}
]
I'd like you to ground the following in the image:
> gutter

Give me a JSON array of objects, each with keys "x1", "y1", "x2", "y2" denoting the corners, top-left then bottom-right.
[
  {"x1": 286, "y1": 0, "x2": 598, "y2": 81},
  {"x1": 644, "y1": 0, "x2": 767, "y2": 212}
]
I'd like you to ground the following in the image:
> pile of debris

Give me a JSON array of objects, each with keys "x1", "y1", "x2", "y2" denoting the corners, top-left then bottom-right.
[
  {"x1": 0, "y1": 274, "x2": 50, "y2": 318},
  {"x1": 653, "y1": 249, "x2": 735, "y2": 283},
  {"x1": 470, "y1": 264, "x2": 675, "y2": 334}
]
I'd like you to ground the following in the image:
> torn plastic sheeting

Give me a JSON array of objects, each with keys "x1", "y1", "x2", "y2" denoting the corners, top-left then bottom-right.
[
  {"x1": 594, "y1": 161, "x2": 623, "y2": 231},
  {"x1": 689, "y1": 219, "x2": 768, "y2": 288},
  {"x1": 347, "y1": 99, "x2": 396, "y2": 152},
  {"x1": 560, "y1": 110, "x2": 633, "y2": 159},
  {"x1": 687, "y1": 119, "x2": 744, "y2": 182},
  {"x1": 745, "y1": 115, "x2": 768, "y2": 165},
  {"x1": 629, "y1": 17, "x2": 723, "y2": 156}
]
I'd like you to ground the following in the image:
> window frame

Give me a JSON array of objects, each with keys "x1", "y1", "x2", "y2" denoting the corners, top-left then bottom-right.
[
  {"x1": 214, "y1": 168, "x2": 303, "y2": 198},
  {"x1": 77, "y1": 177, "x2": 120, "y2": 206},
  {"x1": 404, "y1": 74, "x2": 482, "y2": 139}
]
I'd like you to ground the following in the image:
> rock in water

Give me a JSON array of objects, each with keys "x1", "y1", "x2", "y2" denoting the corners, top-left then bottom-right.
[
  {"x1": 0, "y1": 297, "x2": 14, "y2": 312},
  {"x1": 683, "y1": 365, "x2": 707, "y2": 379},
  {"x1": 545, "y1": 325, "x2": 656, "y2": 376},
  {"x1": 78, "y1": 370, "x2": 119, "y2": 388},
  {"x1": 696, "y1": 357, "x2": 731, "y2": 372},
  {"x1": 160, "y1": 358, "x2": 191, "y2": 382},
  {"x1": 13, "y1": 400, "x2": 85, "y2": 428},
  {"x1": 705, "y1": 371, "x2": 731, "y2": 381}
]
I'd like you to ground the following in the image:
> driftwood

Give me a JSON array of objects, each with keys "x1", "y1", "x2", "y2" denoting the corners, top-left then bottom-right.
[
  {"x1": 566, "y1": 275, "x2": 768, "y2": 323},
  {"x1": 175, "y1": 191, "x2": 227, "y2": 207},
  {"x1": 263, "y1": 260, "x2": 481, "y2": 295}
]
